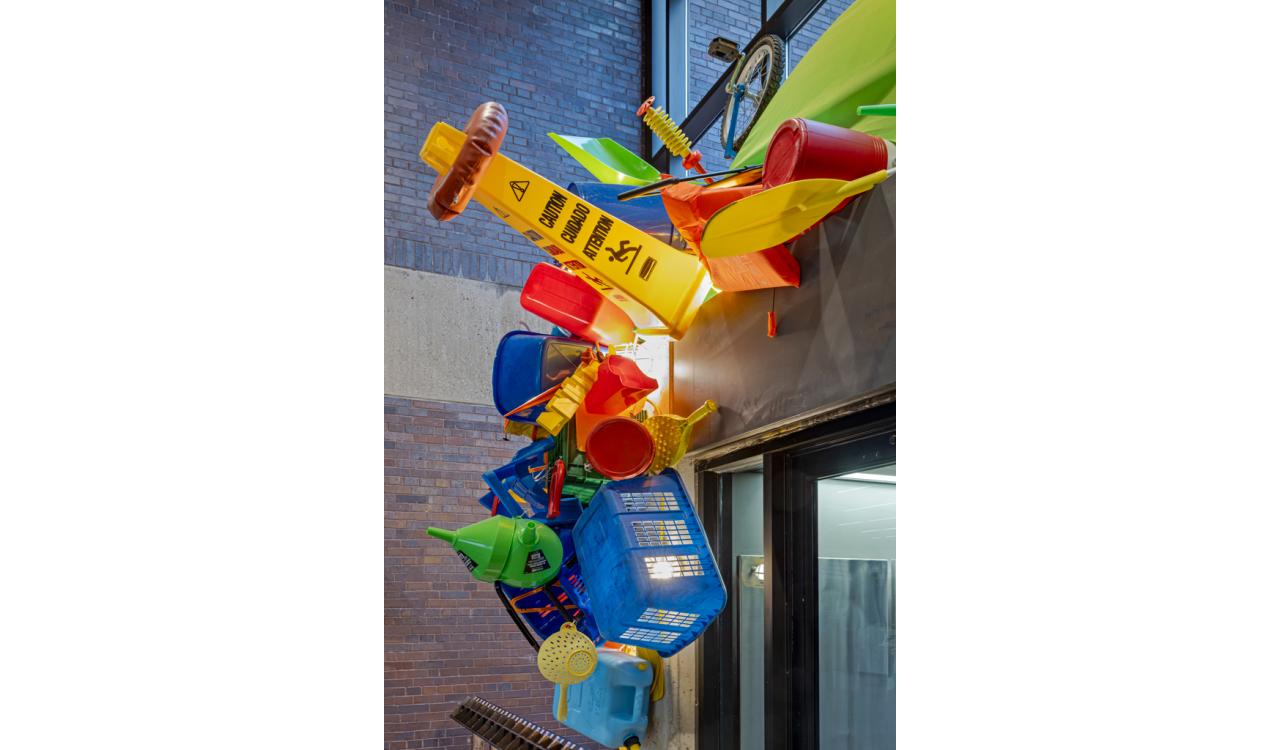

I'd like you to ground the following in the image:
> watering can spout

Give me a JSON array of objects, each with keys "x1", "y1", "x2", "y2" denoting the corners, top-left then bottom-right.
[
  {"x1": 426, "y1": 527, "x2": 457, "y2": 544},
  {"x1": 688, "y1": 400, "x2": 718, "y2": 425}
]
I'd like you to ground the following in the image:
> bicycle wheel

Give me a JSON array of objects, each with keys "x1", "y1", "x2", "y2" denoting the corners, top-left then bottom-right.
[{"x1": 720, "y1": 34, "x2": 784, "y2": 152}]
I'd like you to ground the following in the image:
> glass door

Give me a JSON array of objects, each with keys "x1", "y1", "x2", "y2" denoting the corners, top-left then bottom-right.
[
  {"x1": 697, "y1": 404, "x2": 895, "y2": 750},
  {"x1": 816, "y1": 448, "x2": 895, "y2": 748}
]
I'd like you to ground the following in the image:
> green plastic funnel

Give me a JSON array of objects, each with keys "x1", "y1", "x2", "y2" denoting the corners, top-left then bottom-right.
[
  {"x1": 426, "y1": 515, "x2": 564, "y2": 588},
  {"x1": 547, "y1": 133, "x2": 662, "y2": 187}
]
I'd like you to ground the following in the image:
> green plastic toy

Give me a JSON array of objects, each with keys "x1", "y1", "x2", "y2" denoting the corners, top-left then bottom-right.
[
  {"x1": 547, "y1": 133, "x2": 662, "y2": 186},
  {"x1": 427, "y1": 516, "x2": 564, "y2": 588}
]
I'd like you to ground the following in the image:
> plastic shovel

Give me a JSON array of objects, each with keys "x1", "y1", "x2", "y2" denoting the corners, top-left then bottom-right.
[
  {"x1": 700, "y1": 168, "x2": 894, "y2": 258},
  {"x1": 548, "y1": 133, "x2": 662, "y2": 186}
]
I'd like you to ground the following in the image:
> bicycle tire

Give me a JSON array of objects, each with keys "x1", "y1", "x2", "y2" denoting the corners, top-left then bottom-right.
[{"x1": 720, "y1": 34, "x2": 785, "y2": 152}]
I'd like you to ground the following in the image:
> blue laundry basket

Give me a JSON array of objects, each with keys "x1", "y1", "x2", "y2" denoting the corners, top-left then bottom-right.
[{"x1": 572, "y1": 470, "x2": 727, "y2": 656}]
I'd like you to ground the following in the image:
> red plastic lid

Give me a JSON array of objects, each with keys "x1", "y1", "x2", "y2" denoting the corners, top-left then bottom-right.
[{"x1": 584, "y1": 418, "x2": 655, "y2": 480}]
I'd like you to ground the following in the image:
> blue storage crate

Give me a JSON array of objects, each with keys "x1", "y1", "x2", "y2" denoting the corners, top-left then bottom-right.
[
  {"x1": 483, "y1": 438, "x2": 553, "y2": 517},
  {"x1": 572, "y1": 470, "x2": 727, "y2": 657},
  {"x1": 497, "y1": 529, "x2": 602, "y2": 645},
  {"x1": 480, "y1": 438, "x2": 584, "y2": 527}
]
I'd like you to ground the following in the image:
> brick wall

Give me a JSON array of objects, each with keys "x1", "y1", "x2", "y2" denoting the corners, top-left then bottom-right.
[
  {"x1": 385, "y1": 0, "x2": 647, "y2": 289},
  {"x1": 386, "y1": 396, "x2": 606, "y2": 749}
]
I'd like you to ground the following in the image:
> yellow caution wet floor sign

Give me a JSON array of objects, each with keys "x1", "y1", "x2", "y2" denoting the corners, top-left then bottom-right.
[{"x1": 421, "y1": 122, "x2": 713, "y2": 339}]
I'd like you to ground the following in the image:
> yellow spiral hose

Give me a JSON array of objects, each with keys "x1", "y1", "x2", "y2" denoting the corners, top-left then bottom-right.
[{"x1": 640, "y1": 102, "x2": 691, "y2": 158}]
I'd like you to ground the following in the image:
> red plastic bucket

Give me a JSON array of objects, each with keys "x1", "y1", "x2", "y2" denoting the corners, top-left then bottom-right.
[
  {"x1": 763, "y1": 118, "x2": 892, "y2": 189},
  {"x1": 584, "y1": 418, "x2": 655, "y2": 480}
]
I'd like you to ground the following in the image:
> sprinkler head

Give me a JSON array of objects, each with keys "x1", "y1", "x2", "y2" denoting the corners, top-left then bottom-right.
[{"x1": 681, "y1": 150, "x2": 705, "y2": 175}]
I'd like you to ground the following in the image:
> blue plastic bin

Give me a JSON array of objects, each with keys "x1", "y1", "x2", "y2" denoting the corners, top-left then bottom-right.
[
  {"x1": 491, "y1": 331, "x2": 592, "y2": 423},
  {"x1": 572, "y1": 470, "x2": 727, "y2": 657},
  {"x1": 497, "y1": 529, "x2": 602, "y2": 645},
  {"x1": 552, "y1": 648, "x2": 652, "y2": 747},
  {"x1": 567, "y1": 182, "x2": 677, "y2": 245}
]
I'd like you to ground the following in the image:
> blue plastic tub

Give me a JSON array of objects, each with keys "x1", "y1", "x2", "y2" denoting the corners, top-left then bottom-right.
[
  {"x1": 491, "y1": 331, "x2": 592, "y2": 423},
  {"x1": 567, "y1": 182, "x2": 677, "y2": 245},
  {"x1": 553, "y1": 648, "x2": 652, "y2": 747},
  {"x1": 572, "y1": 470, "x2": 727, "y2": 657}
]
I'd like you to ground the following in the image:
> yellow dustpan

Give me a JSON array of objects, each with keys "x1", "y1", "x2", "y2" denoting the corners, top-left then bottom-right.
[
  {"x1": 646, "y1": 400, "x2": 717, "y2": 473},
  {"x1": 700, "y1": 169, "x2": 893, "y2": 258}
]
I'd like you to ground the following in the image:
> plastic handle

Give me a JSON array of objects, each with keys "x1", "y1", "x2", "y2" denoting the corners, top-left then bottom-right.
[
  {"x1": 547, "y1": 459, "x2": 566, "y2": 520},
  {"x1": 556, "y1": 684, "x2": 569, "y2": 721},
  {"x1": 856, "y1": 103, "x2": 896, "y2": 117},
  {"x1": 834, "y1": 169, "x2": 892, "y2": 200}
]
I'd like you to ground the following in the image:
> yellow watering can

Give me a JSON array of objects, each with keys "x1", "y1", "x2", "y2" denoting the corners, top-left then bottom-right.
[{"x1": 646, "y1": 400, "x2": 717, "y2": 473}]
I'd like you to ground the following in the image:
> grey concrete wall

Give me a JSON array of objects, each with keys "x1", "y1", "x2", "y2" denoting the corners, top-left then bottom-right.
[{"x1": 384, "y1": 265, "x2": 544, "y2": 404}]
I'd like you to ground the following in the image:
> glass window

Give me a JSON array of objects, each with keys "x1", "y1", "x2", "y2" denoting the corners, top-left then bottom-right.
[
  {"x1": 786, "y1": 0, "x2": 857, "y2": 75},
  {"x1": 689, "y1": 116, "x2": 737, "y2": 176},
  {"x1": 817, "y1": 463, "x2": 896, "y2": 748}
]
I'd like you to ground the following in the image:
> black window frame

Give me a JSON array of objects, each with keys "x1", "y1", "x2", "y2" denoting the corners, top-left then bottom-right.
[{"x1": 696, "y1": 399, "x2": 896, "y2": 750}]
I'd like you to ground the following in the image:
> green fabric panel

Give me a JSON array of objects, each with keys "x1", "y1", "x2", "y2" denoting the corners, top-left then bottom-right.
[{"x1": 731, "y1": 0, "x2": 896, "y2": 168}]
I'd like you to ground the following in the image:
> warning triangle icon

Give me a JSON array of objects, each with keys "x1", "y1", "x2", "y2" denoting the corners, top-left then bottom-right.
[{"x1": 509, "y1": 180, "x2": 529, "y2": 202}]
